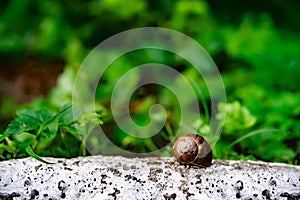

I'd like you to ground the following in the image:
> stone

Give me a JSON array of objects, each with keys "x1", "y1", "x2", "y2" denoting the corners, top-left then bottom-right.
[{"x1": 0, "y1": 156, "x2": 299, "y2": 199}]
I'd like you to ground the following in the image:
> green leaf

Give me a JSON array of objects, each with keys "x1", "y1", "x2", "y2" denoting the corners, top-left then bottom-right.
[
  {"x1": 216, "y1": 101, "x2": 256, "y2": 134},
  {"x1": 58, "y1": 105, "x2": 75, "y2": 124},
  {"x1": 0, "y1": 110, "x2": 48, "y2": 142},
  {"x1": 0, "y1": 132, "x2": 10, "y2": 143},
  {"x1": 17, "y1": 109, "x2": 53, "y2": 123},
  {"x1": 1, "y1": 106, "x2": 71, "y2": 143},
  {"x1": 59, "y1": 123, "x2": 82, "y2": 140},
  {"x1": 37, "y1": 104, "x2": 72, "y2": 136},
  {"x1": 25, "y1": 146, "x2": 56, "y2": 164},
  {"x1": 14, "y1": 132, "x2": 36, "y2": 149},
  {"x1": 42, "y1": 120, "x2": 59, "y2": 140}
]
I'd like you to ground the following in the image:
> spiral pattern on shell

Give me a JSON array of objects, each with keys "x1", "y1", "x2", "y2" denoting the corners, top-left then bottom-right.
[{"x1": 173, "y1": 134, "x2": 212, "y2": 166}]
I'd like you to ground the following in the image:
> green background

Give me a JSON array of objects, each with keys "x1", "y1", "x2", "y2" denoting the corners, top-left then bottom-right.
[{"x1": 0, "y1": 0, "x2": 299, "y2": 164}]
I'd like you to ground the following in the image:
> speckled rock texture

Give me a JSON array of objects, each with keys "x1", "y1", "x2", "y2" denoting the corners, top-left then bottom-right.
[{"x1": 0, "y1": 156, "x2": 299, "y2": 200}]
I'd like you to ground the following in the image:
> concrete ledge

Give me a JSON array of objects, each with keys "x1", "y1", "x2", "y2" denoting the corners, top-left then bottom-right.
[{"x1": 0, "y1": 156, "x2": 299, "y2": 199}]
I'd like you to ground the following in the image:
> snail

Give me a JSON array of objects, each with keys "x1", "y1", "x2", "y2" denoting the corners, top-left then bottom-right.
[{"x1": 173, "y1": 134, "x2": 212, "y2": 166}]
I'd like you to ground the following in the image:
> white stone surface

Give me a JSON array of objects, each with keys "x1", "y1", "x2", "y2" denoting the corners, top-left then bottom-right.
[{"x1": 0, "y1": 156, "x2": 299, "y2": 199}]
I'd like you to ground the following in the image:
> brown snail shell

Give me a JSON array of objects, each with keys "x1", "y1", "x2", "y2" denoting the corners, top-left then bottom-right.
[{"x1": 173, "y1": 134, "x2": 212, "y2": 166}]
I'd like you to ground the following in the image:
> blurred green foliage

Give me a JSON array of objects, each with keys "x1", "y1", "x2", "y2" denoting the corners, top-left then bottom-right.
[{"x1": 0, "y1": 0, "x2": 299, "y2": 164}]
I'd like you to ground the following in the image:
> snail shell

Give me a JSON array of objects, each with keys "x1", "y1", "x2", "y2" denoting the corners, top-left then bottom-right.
[{"x1": 173, "y1": 134, "x2": 212, "y2": 166}]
